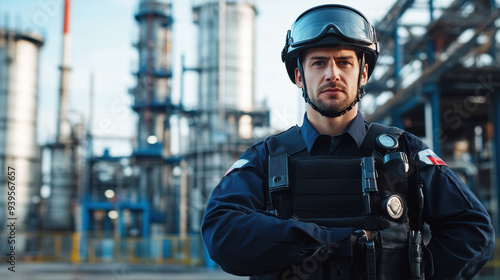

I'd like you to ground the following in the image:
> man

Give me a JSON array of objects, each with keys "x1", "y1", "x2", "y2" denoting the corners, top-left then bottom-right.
[{"x1": 201, "y1": 4, "x2": 495, "y2": 279}]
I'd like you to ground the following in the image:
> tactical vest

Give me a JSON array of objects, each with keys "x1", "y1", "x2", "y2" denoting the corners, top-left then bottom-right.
[{"x1": 257, "y1": 123, "x2": 427, "y2": 280}]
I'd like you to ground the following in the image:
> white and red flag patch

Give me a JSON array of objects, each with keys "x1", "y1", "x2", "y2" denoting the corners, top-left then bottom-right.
[{"x1": 418, "y1": 149, "x2": 447, "y2": 166}]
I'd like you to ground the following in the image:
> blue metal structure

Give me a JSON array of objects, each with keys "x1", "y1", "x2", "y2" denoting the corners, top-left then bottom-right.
[{"x1": 363, "y1": 0, "x2": 500, "y2": 234}]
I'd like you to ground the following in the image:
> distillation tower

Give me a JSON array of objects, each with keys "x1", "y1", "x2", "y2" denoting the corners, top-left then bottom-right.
[
  {"x1": 80, "y1": 0, "x2": 177, "y2": 239},
  {"x1": 128, "y1": 0, "x2": 179, "y2": 235},
  {"x1": 0, "y1": 27, "x2": 44, "y2": 236},
  {"x1": 186, "y1": 0, "x2": 269, "y2": 231}
]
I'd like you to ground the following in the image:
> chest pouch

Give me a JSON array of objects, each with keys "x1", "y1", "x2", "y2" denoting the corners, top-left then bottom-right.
[
  {"x1": 290, "y1": 156, "x2": 364, "y2": 228},
  {"x1": 269, "y1": 154, "x2": 408, "y2": 230}
]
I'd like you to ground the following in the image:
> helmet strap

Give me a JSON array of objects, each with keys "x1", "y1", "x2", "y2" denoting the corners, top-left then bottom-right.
[
  {"x1": 297, "y1": 57, "x2": 322, "y2": 113},
  {"x1": 356, "y1": 52, "x2": 366, "y2": 100},
  {"x1": 298, "y1": 53, "x2": 367, "y2": 118}
]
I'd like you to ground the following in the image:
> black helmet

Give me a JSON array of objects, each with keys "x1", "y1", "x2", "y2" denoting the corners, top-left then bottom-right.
[{"x1": 281, "y1": 4, "x2": 379, "y2": 84}]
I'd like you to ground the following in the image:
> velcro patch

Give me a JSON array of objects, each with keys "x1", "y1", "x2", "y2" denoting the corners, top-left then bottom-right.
[
  {"x1": 418, "y1": 149, "x2": 447, "y2": 166},
  {"x1": 225, "y1": 159, "x2": 249, "y2": 176}
]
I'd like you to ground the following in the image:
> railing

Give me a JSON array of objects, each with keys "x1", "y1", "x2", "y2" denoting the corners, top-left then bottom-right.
[{"x1": 0, "y1": 231, "x2": 204, "y2": 265}]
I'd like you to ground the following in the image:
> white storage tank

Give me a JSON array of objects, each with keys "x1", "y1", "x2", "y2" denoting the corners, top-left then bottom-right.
[
  {"x1": 193, "y1": 0, "x2": 256, "y2": 114},
  {"x1": 0, "y1": 29, "x2": 44, "y2": 232}
]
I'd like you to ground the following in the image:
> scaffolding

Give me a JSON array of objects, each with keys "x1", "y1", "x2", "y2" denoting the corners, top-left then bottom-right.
[{"x1": 363, "y1": 1, "x2": 500, "y2": 271}]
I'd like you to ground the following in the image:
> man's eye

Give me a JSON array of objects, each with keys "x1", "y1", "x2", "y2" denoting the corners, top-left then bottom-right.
[{"x1": 312, "y1": 61, "x2": 325, "y2": 66}]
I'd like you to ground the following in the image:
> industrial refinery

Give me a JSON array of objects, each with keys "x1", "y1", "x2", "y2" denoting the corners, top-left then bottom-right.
[
  {"x1": 0, "y1": 0, "x2": 499, "y2": 278},
  {"x1": 0, "y1": 0, "x2": 269, "y2": 266}
]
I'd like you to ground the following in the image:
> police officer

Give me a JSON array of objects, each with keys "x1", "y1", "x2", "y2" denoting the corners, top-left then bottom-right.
[{"x1": 201, "y1": 4, "x2": 495, "y2": 280}]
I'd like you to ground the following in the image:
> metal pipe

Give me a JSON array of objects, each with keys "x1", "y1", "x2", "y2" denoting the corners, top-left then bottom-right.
[
  {"x1": 394, "y1": 20, "x2": 402, "y2": 91},
  {"x1": 424, "y1": 83, "x2": 441, "y2": 155},
  {"x1": 218, "y1": 0, "x2": 226, "y2": 133},
  {"x1": 180, "y1": 160, "x2": 188, "y2": 239}
]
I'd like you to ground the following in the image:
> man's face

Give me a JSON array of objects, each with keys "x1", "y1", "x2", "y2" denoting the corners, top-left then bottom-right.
[{"x1": 295, "y1": 47, "x2": 368, "y2": 117}]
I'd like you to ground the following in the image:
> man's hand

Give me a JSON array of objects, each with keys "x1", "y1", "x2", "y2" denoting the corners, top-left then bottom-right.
[
  {"x1": 365, "y1": 230, "x2": 374, "y2": 240},
  {"x1": 353, "y1": 230, "x2": 374, "y2": 240}
]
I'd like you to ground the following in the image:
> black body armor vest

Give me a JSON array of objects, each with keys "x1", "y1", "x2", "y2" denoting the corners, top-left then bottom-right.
[{"x1": 258, "y1": 123, "x2": 426, "y2": 280}]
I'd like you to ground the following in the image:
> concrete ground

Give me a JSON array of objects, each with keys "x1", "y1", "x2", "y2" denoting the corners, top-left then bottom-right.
[
  {"x1": 0, "y1": 262, "x2": 498, "y2": 280},
  {"x1": 0, "y1": 262, "x2": 247, "y2": 280}
]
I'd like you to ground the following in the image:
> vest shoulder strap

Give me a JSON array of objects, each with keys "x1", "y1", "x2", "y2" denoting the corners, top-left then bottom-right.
[
  {"x1": 265, "y1": 126, "x2": 308, "y2": 214},
  {"x1": 266, "y1": 125, "x2": 309, "y2": 157}
]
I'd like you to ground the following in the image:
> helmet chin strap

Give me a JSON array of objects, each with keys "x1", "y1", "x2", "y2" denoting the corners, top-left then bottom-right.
[{"x1": 297, "y1": 53, "x2": 366, "y2": 118}]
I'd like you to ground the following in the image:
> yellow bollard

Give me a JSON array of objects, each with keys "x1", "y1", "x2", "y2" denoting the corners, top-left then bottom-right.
[{"x1": 71, "y1": 232, "x2": 79, "y2": 263}]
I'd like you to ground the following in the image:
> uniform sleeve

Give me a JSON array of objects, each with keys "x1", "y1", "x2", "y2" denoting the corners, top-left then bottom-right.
[
  {"x1": 404, "y1": 134, "x2": 495, "y2": 279},
  {"x1": 200, "y1": 142, "x2": 354, "y2": 276}
]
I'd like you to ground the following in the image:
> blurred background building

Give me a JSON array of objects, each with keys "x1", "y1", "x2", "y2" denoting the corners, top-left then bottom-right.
[{"x1": 0, "y1": 0, "x2": 499, "y2": 277}]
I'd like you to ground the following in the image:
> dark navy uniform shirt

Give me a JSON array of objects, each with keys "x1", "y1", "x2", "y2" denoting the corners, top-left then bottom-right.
[{"x1": 201, "y1": 112, "x2": 495, "y2": 279}]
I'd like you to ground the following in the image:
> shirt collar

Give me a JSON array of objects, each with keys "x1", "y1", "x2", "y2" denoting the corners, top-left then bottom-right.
[{"x1": 301, "y1": 111, "x2": 367, "y2": 153}]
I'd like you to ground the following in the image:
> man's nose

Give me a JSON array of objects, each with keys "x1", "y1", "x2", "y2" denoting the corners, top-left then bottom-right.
[{"x1": 325, "y1": 61, "x2": 341, "y2": 81}]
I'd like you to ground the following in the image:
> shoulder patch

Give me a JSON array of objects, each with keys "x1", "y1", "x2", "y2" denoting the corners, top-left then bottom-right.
[
  {"x1": 225, "y1": 159, "x2": 250, "y2": 176},
  {"x1": 418, "y1": 149, "x2": 447, "y2": 166}
]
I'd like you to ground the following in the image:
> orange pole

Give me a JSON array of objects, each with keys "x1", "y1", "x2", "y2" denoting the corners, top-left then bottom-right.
[{"x1": 63, "y1": 0, "x2": 71, "y2": 34}]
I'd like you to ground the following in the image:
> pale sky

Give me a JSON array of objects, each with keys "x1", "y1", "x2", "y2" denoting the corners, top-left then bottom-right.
[{"x1": 0, "y1": 0, "x2": 397, "y2": 156}]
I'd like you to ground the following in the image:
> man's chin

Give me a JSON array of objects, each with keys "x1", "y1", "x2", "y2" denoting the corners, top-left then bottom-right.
[{"x1": 313, "y1": 102, "x2": 354, "y2": 118}]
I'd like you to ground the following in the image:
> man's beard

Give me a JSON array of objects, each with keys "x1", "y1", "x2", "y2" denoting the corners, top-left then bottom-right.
[{"x1": 307, "y1": 84, "x2": 358, "y2": 118}]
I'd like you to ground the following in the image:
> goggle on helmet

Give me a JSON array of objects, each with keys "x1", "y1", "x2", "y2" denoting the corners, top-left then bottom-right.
[{"x1": 281, "y1": 4, "x2": 380, "y2": 84}]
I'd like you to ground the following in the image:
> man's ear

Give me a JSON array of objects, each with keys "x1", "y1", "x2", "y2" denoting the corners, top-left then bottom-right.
[
  {"x1": 360, "y1": 63, "x2": 369, "y2": 86},
  {"x1": 295, "y1": 68, "x2": 304, "y2": 88}
]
